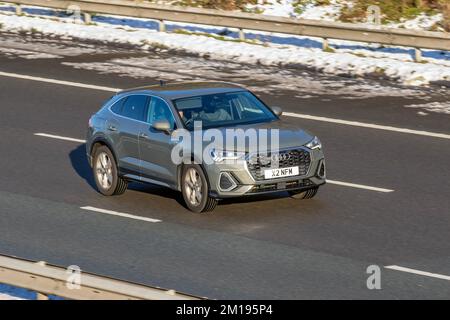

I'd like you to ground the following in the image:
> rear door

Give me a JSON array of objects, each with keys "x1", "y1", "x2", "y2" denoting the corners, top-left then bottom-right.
[{"x1": 107, "y1": 94, "x2": 149, "y2": 177}]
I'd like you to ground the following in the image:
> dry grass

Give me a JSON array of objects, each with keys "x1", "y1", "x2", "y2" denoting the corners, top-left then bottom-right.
[
  {"x1": 340, "y1": 0, "x2": 449, "y2": 30},
  {"x1": 160, "y1": 0, "x2": 449, "y2": 30},
  {"x1": 169, "y1": 0, "x2": 259, "y2": 10}
]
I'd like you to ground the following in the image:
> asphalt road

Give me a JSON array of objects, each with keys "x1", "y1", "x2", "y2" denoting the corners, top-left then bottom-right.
[{"x1": 0, "y1": 31, "x2": 449, "y2": 299}]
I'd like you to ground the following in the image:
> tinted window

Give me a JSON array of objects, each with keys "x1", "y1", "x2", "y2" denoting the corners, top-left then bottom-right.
[
  {"x1": 147, "y1": 97, "x2": 176, "y2": 130},
  {"x1": 121, "y1": 95, "x2": 148, "y2": 121},
  {"x1": 173, "y1": 91, "x2": 277, "y2": 130},
  {"x1": 110, "y1": 97, "x2": 125, "y2": 114}
]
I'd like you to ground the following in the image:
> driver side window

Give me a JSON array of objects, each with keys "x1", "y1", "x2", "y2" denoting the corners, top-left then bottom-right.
[{"x1": 147, "y1": 97, "x2": 176, "y2": 130}]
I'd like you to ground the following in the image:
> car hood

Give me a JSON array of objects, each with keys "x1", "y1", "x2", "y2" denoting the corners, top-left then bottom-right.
[{"x1": 203, "y1": 119, "x2": 315, "y2": 153}]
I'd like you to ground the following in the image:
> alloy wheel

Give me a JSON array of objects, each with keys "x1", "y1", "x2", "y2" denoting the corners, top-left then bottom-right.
[
  {"x1": 184, "y1": 168, "x2": 203, "y2": 206},
  {"x1": 95, "y1": 152, "x2": 113, "y2": 190}
]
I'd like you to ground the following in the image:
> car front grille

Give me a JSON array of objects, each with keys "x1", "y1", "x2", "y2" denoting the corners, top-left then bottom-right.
[{"x1": 246, "y1": 148, "x2": 311, "y2": 181}]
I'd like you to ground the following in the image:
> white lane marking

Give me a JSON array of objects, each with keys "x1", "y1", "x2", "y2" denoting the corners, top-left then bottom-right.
[
  {"x1": 385, "y1": 265, "x2": 450, "y2": 281},
  {"x1": 327, "y1": 179, "x2": 394, "y2": 193},
  {"x1": 284, "y1": 112, "x2": 450, "y2": 140},
  {"x1": 34, "y1": 132, "x2": 395, "y2": 193},
  {"x1": 0, "y1": 71, "x2": 119, "y2": 92},
  {"x1": 3, "y1": 70, "x2": 449, "y2": 140},
  {"x1": 34, "y1": 133, "x2": 86, "y2": 143},
  {"x1": 81, "y1": 206, "x2": 162, "y2": 223}
]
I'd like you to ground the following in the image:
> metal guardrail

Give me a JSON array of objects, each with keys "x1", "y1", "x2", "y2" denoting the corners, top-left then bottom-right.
[
  {"x1": 0, "y1": 255, "x2": 202, "y2": 300},
  {"x1": 1, "y1": 0, "x2": 450, "y2": 61}
]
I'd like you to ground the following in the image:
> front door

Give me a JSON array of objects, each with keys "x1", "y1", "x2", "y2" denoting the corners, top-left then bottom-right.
[{"x1": 139, "y1": 96, "x2": 178, "y2": 188}]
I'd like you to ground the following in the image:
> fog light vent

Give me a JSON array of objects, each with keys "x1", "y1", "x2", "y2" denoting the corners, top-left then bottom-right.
[
  {"x1": 317, "y1": 160, "x2": 326, "y2": 179},
  {"x1": 219, "y1": 172, "x2": 237, "y2": 192}
]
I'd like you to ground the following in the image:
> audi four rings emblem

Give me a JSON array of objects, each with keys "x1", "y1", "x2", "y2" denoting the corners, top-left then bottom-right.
[{"x1": 272, "y1": 153, "x2": 290, "y2": 162}]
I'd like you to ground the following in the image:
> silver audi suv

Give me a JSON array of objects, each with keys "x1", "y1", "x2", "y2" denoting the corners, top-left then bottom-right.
[{"x1": 86, "y1": 82, "x2": 326, "y2": 213}]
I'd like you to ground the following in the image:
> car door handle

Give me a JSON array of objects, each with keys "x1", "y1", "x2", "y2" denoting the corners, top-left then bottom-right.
[
  {"x1": 107, "y1": 125, "x2": 117, "y2": 131},
  {"x1": 139, "y1": 132, "x2": 149, "y2": 138}
]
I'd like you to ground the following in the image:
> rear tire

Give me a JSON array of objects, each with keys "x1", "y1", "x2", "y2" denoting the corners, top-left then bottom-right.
[
  {"x1": 92, "y1": 146, "x2": 127, "y2": 196},
  {"x1": 181, "y1": 164, "x2": 217, "y2": 213},
  {"x1": 289, "y1": 187, "x2": 319, "y2": 200}
]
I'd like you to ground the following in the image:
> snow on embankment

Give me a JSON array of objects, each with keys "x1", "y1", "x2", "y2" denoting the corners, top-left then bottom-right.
[{"x1": 0, "y1": 12, "x2": 449, "y2": 86}]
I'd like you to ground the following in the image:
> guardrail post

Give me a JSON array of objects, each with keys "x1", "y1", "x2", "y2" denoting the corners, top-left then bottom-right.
[
  {"x1": 36, "y1": 292, "x2": 49, "y2": 300},
  {"x1": 238, "y1": 28, "x2": 245, "y2": 41},
  {"x1": 414, "y1": 48, "x2": 422, "y2": 62},
  {"x1": 159, "y1": 20, "x2": 166, "y2": 32},
  {"x1": 84, "y1": 12, "x2": 92, "y2": 24},
  {"x1": 15, "y1": 4, "x2": 22, "y2": 15},
  {"x1": 167, "y1": 290, "x2": 176, "y2": 295},
  {"x1": 322, "y1": 38, "x2": 329, "y2": 51}
]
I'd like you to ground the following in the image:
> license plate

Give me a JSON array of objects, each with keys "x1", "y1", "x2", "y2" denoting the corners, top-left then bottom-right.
[{"x1": 264, "y1": 166, "x2": 299, "y2": 179}]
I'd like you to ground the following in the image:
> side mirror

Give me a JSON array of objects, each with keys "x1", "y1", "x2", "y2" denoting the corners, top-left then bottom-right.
[
  {"x1": 271, "y1": 106, "x2": 283, "y2": 117},
  {"x1": 152, "y1": 120, "x2": 171, "y2": 133}
]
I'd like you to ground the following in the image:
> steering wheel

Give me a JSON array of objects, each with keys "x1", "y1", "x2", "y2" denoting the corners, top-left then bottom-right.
[
  {"x1": 184, "y1": 117, "x2": 194, "y2": 127},
  {"x1": 184, "y1": 115, "x2": 202, "y2": 127}
]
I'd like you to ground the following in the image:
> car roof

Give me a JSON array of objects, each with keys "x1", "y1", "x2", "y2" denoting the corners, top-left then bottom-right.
[{"x1": 117, "y1": 81, "x2": 247, "y2": 100}]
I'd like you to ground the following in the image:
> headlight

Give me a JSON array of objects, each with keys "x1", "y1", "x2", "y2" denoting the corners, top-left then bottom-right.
[
  {"x1": 210, "y1": 149, "x2": 245, "y2": 162},
  {"x1": 305, "y1": 136, "x2": 322, "y2": 150}
]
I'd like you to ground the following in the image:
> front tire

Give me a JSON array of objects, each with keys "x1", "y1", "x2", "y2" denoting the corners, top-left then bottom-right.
[
  {"x1": 92, "y1": 146, "x2": 127, "y2": 196},
  {"x1": 288, "y1": 187, "x2": 319, "y2": 200},
  {"x1": 181, "y1": 165, "x2": 217, "y2": 213}
]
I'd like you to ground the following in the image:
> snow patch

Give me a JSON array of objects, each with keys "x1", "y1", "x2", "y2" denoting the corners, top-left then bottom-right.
[
  {"x1": 0, "y1": 12, "x2": 449, "y2": 86},
  {"x1": 0, "y1": 47, "x2": 61, "y2": 59},
  {"x1": 405, "y1": 102, "x2": 450, "y2": 115},
  {"x1": 247, "y1": 0, "x2": 345, "y2": 21},
  {"x1": 63, "y1": 56, "x2": 424, "y2": 99},
  {"x1": 391, "y1": 13, "x2": 444, "y2": 31}
]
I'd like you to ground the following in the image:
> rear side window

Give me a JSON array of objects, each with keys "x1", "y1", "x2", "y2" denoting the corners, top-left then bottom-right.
[
  {"x1": 110, "y1": 97, "x2": 125, "y2": 114},
  {"x1": 120, "y1": 95, "x2": 148, "y2": 121}
]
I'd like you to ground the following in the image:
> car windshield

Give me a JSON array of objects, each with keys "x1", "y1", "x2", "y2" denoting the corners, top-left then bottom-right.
[{"x1": 172, "y1": 91, "x2": 277, "y2": 130}]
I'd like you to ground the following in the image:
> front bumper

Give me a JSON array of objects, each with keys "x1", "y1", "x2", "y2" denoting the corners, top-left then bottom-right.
[{"x1": 204, "y1": 147, "x2": 326, "y2": 199}]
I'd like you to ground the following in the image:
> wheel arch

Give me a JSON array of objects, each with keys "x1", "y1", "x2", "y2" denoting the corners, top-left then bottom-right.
[
  {"x1": 177, "y1": 154, "x2": 210, "y2": 191},
  {"x1": 90, "y1": 137, "x2": 119, "y2": 168}
]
